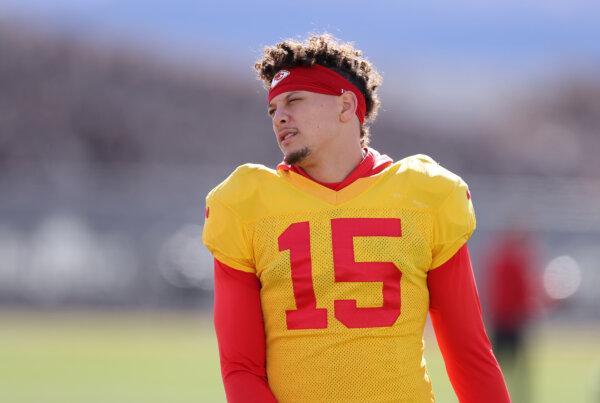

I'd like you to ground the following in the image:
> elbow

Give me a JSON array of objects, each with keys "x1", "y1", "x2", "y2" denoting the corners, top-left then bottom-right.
[{"x1": 220, "y1": 359, "x2": 268, "y2": 381}]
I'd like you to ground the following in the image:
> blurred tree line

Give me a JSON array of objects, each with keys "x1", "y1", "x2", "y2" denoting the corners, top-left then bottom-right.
[{"x1": 0, "y1": 21, "x2": 599, "y2": 177}]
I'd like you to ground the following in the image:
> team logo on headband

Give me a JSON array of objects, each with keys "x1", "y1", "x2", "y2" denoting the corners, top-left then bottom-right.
[{"x1": 271, "y1": 70, "x2": 290, "y2": 88}]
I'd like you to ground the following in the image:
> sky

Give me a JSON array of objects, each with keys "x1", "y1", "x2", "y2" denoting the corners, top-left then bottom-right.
[
  {"x1": 3, "y1": 0, "x2": 600, "y2": 64},
  {"x1": 2, "y1": 0, "x2": 599, "y2": 117}
]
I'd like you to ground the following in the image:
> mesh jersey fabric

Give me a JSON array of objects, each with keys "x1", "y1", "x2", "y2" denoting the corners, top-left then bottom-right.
[{"x1": 202, "y1": 154, "x2": 476, "y2": 403}]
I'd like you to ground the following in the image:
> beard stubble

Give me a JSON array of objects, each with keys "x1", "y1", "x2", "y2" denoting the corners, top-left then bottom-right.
[{"x1": 284, "y1": 146, "x2": 311, "y2": 165}]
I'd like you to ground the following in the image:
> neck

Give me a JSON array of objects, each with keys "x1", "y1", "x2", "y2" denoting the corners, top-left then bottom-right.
[{"x1": 298, "y1": 144, "x2": 364, "y2": 183}]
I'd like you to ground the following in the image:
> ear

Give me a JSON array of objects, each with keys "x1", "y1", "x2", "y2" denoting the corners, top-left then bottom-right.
[{"x1": 339, "y1": 90, "x2": 357, "y2": 123}]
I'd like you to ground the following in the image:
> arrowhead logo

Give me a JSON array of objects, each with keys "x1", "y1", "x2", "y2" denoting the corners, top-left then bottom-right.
[{"x1": 271, "y1": 70, "x2": 290, "y2": 88}]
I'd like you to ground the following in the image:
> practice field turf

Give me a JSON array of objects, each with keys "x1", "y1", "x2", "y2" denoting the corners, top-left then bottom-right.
[{"x1": 1, "y1": 310, "x2": 598, "y2": 403}]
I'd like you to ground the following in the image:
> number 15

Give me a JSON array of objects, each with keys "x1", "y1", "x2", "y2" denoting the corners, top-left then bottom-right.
[{"x1": 278, "y1": 218, "x2": 402, "y2": 330}]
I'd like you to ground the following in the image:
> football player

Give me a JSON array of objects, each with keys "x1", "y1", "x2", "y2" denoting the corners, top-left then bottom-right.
[{"x1": 203, "y1": 34, "x2": 510, "y2": 402}]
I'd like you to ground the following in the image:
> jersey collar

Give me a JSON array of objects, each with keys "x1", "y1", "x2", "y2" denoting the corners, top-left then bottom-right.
[{"x1": 276, "y1": 148, "x2": 393, "y2": 191}]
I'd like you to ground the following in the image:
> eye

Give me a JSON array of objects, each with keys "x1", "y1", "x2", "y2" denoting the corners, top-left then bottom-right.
[{"x1": 267, "y1": 108, "x2": 275, "y2": 117}]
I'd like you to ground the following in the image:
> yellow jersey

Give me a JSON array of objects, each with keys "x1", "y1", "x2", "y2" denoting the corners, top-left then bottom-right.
[{"x1": 203, "y1": 154, "x2": 476, "y2": 403}]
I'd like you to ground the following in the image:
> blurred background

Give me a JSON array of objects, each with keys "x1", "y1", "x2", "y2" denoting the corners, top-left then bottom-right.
[{"x1": 1, "y1": 1, "x2": 599, "y2": 402}]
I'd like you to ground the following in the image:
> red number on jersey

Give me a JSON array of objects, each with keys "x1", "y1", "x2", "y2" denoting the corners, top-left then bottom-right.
[
  {"x1": 279, "y1": 218, "x2": 402, "y2": 330},
  {"x1": 278, "y1": 222, "x2": 328, "y2": 329},
  {"x1": 331, "y1": 218, "x2": 402, "y2": 328}
]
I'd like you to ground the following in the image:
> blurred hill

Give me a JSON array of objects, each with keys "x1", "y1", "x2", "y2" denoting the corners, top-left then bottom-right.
[
  {"x1": 1, "y1": 22, "x2": 599, "y2": 177},
  {"x1": 0, "y1": 22, "x2": 275, "y2": 169}
]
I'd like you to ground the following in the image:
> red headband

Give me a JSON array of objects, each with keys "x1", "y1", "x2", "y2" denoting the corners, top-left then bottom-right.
[{"x1": 267, "y1": 64, "x2": 367, "y2": 124}]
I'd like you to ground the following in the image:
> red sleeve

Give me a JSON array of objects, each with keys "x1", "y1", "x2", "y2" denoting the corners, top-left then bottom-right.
[
  {"x1": 213, "y1": 259, "x2": 278, "y2": 403},
  {"x1": 428, "y1": 245, "x2": 510, "y2": 403}
]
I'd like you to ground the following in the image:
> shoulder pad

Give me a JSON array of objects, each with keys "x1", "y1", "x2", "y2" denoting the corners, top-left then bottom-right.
[{"x1": 207, "y1": 163, "x2": 275, "y2": 204}]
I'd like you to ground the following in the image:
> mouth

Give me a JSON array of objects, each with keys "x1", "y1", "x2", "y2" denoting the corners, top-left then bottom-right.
[{"x1": 278, "y1": 129, "x2": 298, "y2": 145}]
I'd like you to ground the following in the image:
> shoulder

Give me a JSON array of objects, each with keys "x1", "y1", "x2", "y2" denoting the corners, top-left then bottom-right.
[
  {"x1": 206, "y1": 163, "x2": 277, "y2": 204},
  {"x1": 205, "y1": 163, "x2": 281, "y2": 221},
  {"x1": 391, "y1": 154, "x2": 469, "y2": 209}
]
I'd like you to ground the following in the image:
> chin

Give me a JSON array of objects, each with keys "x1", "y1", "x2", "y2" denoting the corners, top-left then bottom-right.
[{"x1": 284, "y1": 146, "x2": 311, "y2": 165}]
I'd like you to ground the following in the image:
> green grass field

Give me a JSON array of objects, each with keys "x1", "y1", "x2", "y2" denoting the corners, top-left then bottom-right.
[{"x1": 1, "y1": 310, "x2": 598, "y2": 403}]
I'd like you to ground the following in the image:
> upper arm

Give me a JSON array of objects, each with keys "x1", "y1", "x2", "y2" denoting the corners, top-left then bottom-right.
[
  {"x1": 203, "y1": 195, "x2": 255, "y2": 273},
  {"x1": 431, "y1": 179, "x2": 476, "y2": 269}
]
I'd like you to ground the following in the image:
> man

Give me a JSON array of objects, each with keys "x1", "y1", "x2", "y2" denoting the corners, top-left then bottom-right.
[
  {"x1": 486, "y1": 228, "x2": 541, "y2": 403},
  {"x1": 203, "y1": 34, "x2": 510, "y2": 402}
]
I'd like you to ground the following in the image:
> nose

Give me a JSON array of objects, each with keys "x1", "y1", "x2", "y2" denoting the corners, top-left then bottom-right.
[{"x1": 273, "y1": 108, "x2": 288, "y2": 126}]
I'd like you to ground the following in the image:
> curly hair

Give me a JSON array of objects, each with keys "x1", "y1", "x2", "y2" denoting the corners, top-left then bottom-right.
[{"x1": 254, "y1": 33, "x2": 382, "y2": 147}]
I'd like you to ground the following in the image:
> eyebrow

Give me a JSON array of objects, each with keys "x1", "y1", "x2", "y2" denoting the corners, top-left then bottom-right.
[{"x1": 267, "y1": 92, "x2": 300, "y2": 110}]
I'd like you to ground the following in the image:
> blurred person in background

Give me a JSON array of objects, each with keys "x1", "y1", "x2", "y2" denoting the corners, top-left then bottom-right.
[
  {"x1": 202, "y1": 33, "x2": 510, "y2": 402},
  {"x1": 486, "y1": 226, "x2": 542, "y2": 403}
]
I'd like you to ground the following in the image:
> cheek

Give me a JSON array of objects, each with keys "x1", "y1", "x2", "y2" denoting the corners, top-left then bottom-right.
[
  {"x1": 295, "y1": 101, "x2": 338, "y2": 138},
  {"x1": 312, "y1": 104, "x2": 338, "y2": 131},
  {"x1": 309, "y1": 101, "x2": 333, "y2": 120}
]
